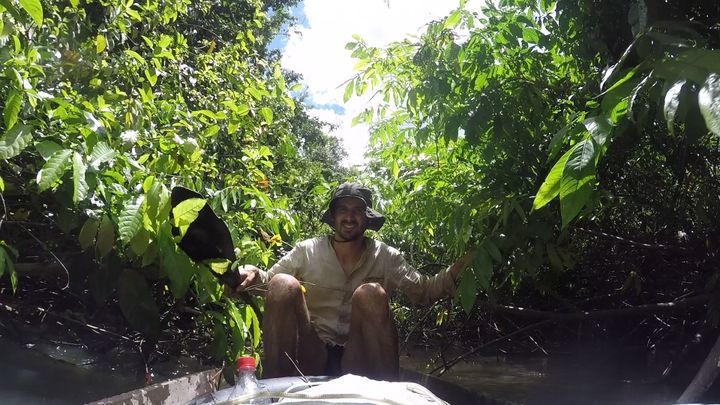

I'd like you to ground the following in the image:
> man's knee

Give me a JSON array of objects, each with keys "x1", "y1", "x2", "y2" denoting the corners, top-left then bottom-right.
[
  {"x1": 266, "y1": 273, "x2": 302, "y2": 303},
  {"x1": 351, "y1": 283, "x2": 389, "y2": 316}
]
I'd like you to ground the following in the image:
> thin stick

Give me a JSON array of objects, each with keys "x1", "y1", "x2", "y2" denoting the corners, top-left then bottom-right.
[{"x1": 21, "y1": 225, "x2": 70, "y2": 290}]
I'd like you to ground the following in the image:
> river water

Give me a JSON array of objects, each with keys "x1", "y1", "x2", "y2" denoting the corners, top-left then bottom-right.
[
  {"x1": 0, "y1": 335, "x2": 704, "y2": 404},
  {"x1": 400, "y1": 346, "x2": 688, "y2": 405}
]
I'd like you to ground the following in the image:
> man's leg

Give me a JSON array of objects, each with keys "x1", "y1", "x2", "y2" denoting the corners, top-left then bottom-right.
[
  {"x1": 263, "y1": 273, "x2": 326, "y2": 377},
  {"x1": 342, "y1": 283, "x2": 399, "y2": 380}
]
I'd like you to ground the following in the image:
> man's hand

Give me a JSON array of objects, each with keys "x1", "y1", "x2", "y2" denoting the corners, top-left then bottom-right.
[
  {"x1": 224, "y1": 264, "x2": 261, "y2": 298},
  {"x1": 449, "y1": 249, "x2": 477, "y2": 281}
]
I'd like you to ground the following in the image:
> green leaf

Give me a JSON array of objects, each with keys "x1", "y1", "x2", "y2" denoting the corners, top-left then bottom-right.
[
  {"x1": 172, "y1": 198, "x2": 206, "y2": 236},
  {"x1": 96, "y1": 215, "x2": 115, "y2": 258},
  {"x1": 72, "y1": 152, "x2": 88, "y2": 204},
  {"x1": 37, "y1": 149, "x2": 72, "y2": 191},
  {"x1": 96, "y1": 34, "x2": 106, "y2": 53},
  {"x1": 444, "y1": 10, "x2": 462, "y2": 29},
  {"x1": 79, "y1": 217, "x2": 99, "y2": 250},
  {"x1": 124, "y1": 50, "x2": 145, "y2": 64},
  {"x1": 259, "y1": 107, "x2": 273, "y2": 124},
  {"x1": 559, "y1": 140, "x2": 596, "y2": 228},
  {"x1": 35, "y1": 140, "x2": 63, "y2": 160},
  {"x1": 698, "y1": 73, "x2": 720, "y2": 138},
  {"x1": 0, "y1": 244, "x2": 18, "y2": 293},
  {"x1": 343, "y1": 79, "x2": 355, "y2": 103},
  {"x1": 664, "y1": 80, "x2": 687, "y2": 135},
  {"x1": 583, "y1": 116, "x2": 612, "y2": 147},
  {"x1": 158, "y1": 227, "x2": 197, "y2": 297},
  {"x1": 456, "y1": 263, "x2": 477, "y2": 315},
  {"x1": 118, "y1": 269, "x2": 160, "y2": 337},
  {"x1": 0, "y1": 124, "x2": 32, "y2": 159},
  {"x1": 206, "y1": 258, "x2": 231, "y2": 275},
  {"x1": 129, "y1": 228, "x2": 151, "y2": 256},
  {"x1": 119, "y1": 196, "x2": 145, "y2": 245},
  {"x1": 533, "y1": 147, "x2": 573, "y2": 210},
  {"x1": 210, "y1": 321, "x2": 228, "y2": 361},
  {"x1": 89, "y1": 141, "x2": 115, "y2": 169},
  {"x1": 483, "y1": 239, "x2": 502, "y2": 263},
  {"x1": 522, "y1": 27, "x2": 539, "y2": 44},
  {"x1": 473, "y1": 249, "x2": 493, "y2": 291},
  {"x1": 0, "y1": 176, "x2": 4, "y2": 192},
  {"x1": 4, "y1": 89, "x2": 21, "y2": 129},
  {"x1": 18, "y1": 0, "x2": 43, "y2": 26}
]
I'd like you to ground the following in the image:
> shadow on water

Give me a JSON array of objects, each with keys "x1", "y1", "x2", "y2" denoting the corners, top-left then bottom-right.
[{"x1": 400, "y1": 345, "x2": 690, "y2": 405}]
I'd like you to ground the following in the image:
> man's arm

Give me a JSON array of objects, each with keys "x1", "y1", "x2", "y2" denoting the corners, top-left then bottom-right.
[{"x1": 389, "y1": 248, "x2": 475, "y2": 306}]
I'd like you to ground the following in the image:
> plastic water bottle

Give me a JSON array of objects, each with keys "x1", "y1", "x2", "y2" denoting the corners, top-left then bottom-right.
[{"x1": 235, "y1": 356, "x2": 271, "y2": 404}]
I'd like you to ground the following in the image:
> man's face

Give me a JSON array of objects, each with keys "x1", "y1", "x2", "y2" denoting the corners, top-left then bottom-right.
[{"x1": 332, "y1": 197, "x2": 368, "y2": 241}]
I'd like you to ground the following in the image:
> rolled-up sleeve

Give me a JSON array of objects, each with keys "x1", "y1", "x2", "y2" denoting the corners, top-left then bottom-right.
[
  {"x1": 386, "y1": 249, "x2": 456, "y2": 306},
  {"x1": 257, "y1": 244, "x2": 306, "y2": 284}
]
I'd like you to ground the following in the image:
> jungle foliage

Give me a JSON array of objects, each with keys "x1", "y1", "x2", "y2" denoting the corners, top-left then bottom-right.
[
  {"x1": 0, "y1": 0, "x2": 349, "y2": 367},
  {"x1": 348, "y1": 0, "x2": 720, "y2": 357}
]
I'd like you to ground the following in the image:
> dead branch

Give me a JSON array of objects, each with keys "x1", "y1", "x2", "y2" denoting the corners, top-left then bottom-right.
[
  {"x1": 488, "y1": 295, "x2": 708, "y2": 321},
  {"x1": 431, "y1": 295, "x2": 708, "y2": 376}
]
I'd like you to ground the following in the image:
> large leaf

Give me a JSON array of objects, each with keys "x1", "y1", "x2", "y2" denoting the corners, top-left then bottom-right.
[
  {"x1": 455, "y1": 266, "x2": 477, "y2": 315},
  {"x1": 3, "y1": 90, "x2": 21, "y2": 129},
  {"x1": 119, "y1": 196, "x2": 145, "y2": 245},
  {"x1": 699, "y1": 73, "x2": 720, "y2": 138},
  {"x1": 0, "y1": 124, "x2": 32, "y2": 159},
  {"x1": 37, "y1": 149, "x2": 72, "y2": 191},
  {"x1": 159, "y1": 224, "x2": 195, "y2": 298},
  {"x1": 559, "y1": 140, "x2": 596, "y2": 228},
  {"x1": 78, "y1": 217, "x2": 99, "y2": 250},
  {"x1": 0, "y1": 244, "x2": 18, "y2": 293},
  {"x1": 583, "y1": 116, "x2": 613, "y2": 147},
  {"x1": 473, "y1": 248, "x2": 493, "y2": 291},
  {"x1": 96, "y1": 215, "x2": 115, "y2": 258},
  {"x1": 35, "y1": 140, "x2": 63, "y2": 160},
  {"x1": 89, "y1": 141, "x2": 116, "y2": 169},
  {"x1": 18, "y1": 0, "x2": 43, "y2": 26},
  {"x1": 664, "y1": 79, "x2": 687, "y2": 135},
  {"x1": 118, "y1": 270, "x2": 160, "y2": 337},
  {"x1": 172, "y1": 198, "x2": 206, "y2": 236},
  {"x1": 533, "y1": 147, "x2": 574, "y2": 210},
  {"x1": 72, "y1": 152, "x2": 88, "y2": 204}
]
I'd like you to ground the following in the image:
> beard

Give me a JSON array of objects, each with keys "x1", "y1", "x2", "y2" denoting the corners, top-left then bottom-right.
[{"x1": 335, "y1": 220, "x2": 366, "y2": 241}]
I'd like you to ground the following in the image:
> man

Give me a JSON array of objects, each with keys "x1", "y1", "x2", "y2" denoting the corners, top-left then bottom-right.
[{"x1": 227, "y1": 182, "x2": 472, "y2": 380}]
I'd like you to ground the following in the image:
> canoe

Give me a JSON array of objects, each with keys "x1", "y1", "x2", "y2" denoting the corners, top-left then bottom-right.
[{"x1": 88, "y1": 368, "x2": 514, "y2": 405}]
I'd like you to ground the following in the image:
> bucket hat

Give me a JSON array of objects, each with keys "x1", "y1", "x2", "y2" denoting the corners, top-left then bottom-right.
[{"x1": 320, "y1": 182, "x2": 385, "y2": 231}]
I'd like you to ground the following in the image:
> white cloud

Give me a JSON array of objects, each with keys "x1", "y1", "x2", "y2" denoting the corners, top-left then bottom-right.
[{"x1": 282, "y1": 0, "x2": 463, "y2": 166}]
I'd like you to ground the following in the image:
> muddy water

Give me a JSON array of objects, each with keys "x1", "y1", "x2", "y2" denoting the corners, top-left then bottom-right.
[
  {"x1": 0, "y1": 334, "x2": 699, "y2": 405},
  {"x1": 400, "y1": 347, "x2": 686, "y2": 405},
  {"x1": 0, "y1": 337, "x2": 138, "y2": 404}
]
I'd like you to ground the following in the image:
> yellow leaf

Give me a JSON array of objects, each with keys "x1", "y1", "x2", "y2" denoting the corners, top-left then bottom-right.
[{"x1": 96, "y1": 34, "x2": 106, "y2": 53}]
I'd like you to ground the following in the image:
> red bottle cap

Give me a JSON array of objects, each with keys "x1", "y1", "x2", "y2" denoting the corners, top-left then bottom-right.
[{"x1": 236, "y1": 356, "x2": 256, "y2": 371}]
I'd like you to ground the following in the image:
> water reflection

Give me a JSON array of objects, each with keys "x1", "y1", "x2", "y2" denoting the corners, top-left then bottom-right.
[
  {"x1": 400, "y1": 347, "x2": 684, "y2": 405},
  {"x1": 0, "y1": 336, "x2": 137, "y2": 404}
]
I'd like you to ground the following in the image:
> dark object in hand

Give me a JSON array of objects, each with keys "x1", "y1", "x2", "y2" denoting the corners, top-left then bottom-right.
[{"x1": 170, "y1": 186, "x2": 239, "y2": 288}]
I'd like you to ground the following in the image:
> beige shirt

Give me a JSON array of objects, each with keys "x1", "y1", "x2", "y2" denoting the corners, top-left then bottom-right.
[{"x1": 258, "y1": 236, "x2": 457, "y2": 345}]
